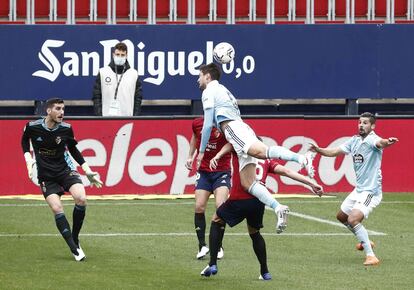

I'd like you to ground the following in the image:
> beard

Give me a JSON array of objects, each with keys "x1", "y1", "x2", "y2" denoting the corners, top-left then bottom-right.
[{"x1": 359, "y1": 129, "x2": 368, "y2": 137}]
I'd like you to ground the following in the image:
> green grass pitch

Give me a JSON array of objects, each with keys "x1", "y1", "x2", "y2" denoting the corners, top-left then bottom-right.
[{"x1": 0, "y1": 193, "x2": 413, "y2": 290}]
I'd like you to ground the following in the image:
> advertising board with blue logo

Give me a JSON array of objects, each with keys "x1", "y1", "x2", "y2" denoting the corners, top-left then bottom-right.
[{"x1": 1, "y1": 24, "x2": 414, "y2": 101}]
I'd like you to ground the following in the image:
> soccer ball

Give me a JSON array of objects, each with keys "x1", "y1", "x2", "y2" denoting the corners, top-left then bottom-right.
[{"x1": 213, "y1": 42, "x2": 235, "y2": 64}]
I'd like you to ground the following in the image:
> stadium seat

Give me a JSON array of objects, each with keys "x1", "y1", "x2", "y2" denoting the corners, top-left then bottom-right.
[
  {"x1": 375, "y1": 0, "x2": 407, "y2": 17},
  {"x1": 256, "y1": 0, "x2": 289, "y2": 18},
  {"x1": 177, "y1": 0, "x2": 210, "y2": 18},
  {"x1": 97, "y1": 0, "x2": 130, "y2": 19},
  {"x1": 375, "y1": 0, "x2": 387, "y2": 17},
  {"x1": 295, "y1": 0, "x2": 329, "y2": 17},
  {"x1": 57, "y1": 0, "x2": 91, "y2": 20},
  {"x1": 0, "y1": 0, "x2": 9, "y2": 18},
  {"x1": 394, "y1": 0, "x2": 409, "y2": 17},
  {"x1": 16, "y1": 0, "x2": 49, "y2": 19},
  {"x1": 335, "y1": 0, "x2": 368, "y2": 18},
  {"x1": 136, "y1": 0, "x2": 170, "y2": 19},
  {"x1": 217, "y1": 0, "x2": 250, "y2": 18}
]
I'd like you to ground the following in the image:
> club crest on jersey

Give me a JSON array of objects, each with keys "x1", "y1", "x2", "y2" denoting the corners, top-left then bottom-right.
[
  {"x1": 55, "y1": 136, "x2": 62, "y2": 144},
  {"x1": 353, "y1": 154, "x2": 364, "y2": 163}
]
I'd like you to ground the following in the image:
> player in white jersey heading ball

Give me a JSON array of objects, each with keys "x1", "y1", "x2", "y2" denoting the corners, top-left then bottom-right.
[
  {"x1": 196, "y1": 63, "x2": 315, "y2": 233},
  {"x1": 310, "y1": 112, "x2": 398, "y2": 266}
]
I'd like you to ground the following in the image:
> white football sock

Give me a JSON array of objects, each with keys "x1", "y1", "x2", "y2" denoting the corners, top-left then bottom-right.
[
  {"x1": 266, "y1": 146, "x2": 302, "y2": 164},
  {"x1": 352, "y1": 223, "x2": 374, "y2": 256},
  {"x1": 248, "y1": 181, "x2": 278, "y2": 209}
]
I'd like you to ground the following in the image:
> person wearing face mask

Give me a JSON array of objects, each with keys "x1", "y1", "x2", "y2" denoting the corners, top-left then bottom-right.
[{"x1": 92, "y1": 42, "x2": 143, "y2": 116}]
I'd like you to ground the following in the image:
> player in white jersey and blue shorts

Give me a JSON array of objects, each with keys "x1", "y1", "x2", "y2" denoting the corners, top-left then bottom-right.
[
  {"x1": 310, "y1": 112, "x2": 398, "y2": 266},
  {"x1": 195, "y1": 63, "x2": 315, "y2": 234}
]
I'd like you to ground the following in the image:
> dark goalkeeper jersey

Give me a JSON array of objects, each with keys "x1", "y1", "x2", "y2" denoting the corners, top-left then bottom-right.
[{"x1": 21, "y1": 119, "x2": 85, "y2": 181}]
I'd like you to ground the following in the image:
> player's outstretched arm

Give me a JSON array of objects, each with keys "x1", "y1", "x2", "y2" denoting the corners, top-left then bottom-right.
[
  {"x1": 309, "y1": 143, "x2": 343, "y2": 157},
  {"x1": 376, "y1": 137, "x2": 399, "y2": 149},
  {"x1": 273, "y1": 165, "x2": 324, "y2": 197},
  {"x1": 81, "y1": 163, "x2": 103, "y2": 188}
]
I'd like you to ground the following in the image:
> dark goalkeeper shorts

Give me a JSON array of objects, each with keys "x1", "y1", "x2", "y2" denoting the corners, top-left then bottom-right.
[
  {"x1": 39, "y1": 170, "x2": 83, "y2": 198},
  {"x1": 216, "y1": 198, "x2": 265, "y2": 230}
]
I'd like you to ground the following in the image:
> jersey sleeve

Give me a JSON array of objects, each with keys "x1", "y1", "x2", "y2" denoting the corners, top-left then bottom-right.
[
  {"x1": 367, "y1": 134, "x2": 382, "y2": 150},
  {"x1": 199, "y1": 109, "x2": 214, "y2": 153},
  {"x1": 339, "y1": 136, "x2": 354, "y2": 154},
  {"x1": 201, "y1": 89, "x2": 214, "y2": 110},
  {"x1": 65, "y1": 127, "x2": 78, "y2": 147},
  {"x1": 66, "y1": 127, "x2": 85, "y2": 165},
  {"x1": 21, "y1": 123, "x2": 31, "y2": 153}
]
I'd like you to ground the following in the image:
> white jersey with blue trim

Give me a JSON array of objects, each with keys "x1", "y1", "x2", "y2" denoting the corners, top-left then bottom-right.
[
  {"x1": 201, "y1": 80, "x2": 242, "y2": 128},
  {"x1": 340, "y1": 131, "x2": 383, "y2": 195}
]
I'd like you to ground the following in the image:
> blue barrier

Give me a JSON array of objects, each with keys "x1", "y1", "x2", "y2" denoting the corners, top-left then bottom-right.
[{"x1": 1, "y1": 24, "x2": 413, "y2": 101}]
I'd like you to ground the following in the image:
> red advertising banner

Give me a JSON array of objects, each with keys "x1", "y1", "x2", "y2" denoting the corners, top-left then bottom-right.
[{"x1": 1, "y1": 118, "x2": 412, "y2": 196}]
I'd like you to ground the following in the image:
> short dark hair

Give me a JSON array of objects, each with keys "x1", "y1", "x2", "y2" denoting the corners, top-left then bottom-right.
[
  {"x1": 360, "y1": 112, "x2": 376, "y2": 124},
  {"x1": 114, "y1": 42, "x2": 127, "y2": 52},
  {"x1": 199, "y1": 63, "x2": 221, "y2": 81},
  {"x1": 46, "y1": 98, "x2": 64, "y2": 109}
]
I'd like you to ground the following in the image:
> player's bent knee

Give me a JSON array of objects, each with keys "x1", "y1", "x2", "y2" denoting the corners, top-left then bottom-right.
[
  {"x1": 241, "y1": 180, "x2": 253, "y2": 192},
  {"x1": 75, "y1": 197, "x2": 87, "y2": 206},
  {"x1": 347, "y1": 216, "x2": 360, "y2": 226},
  {"x1": 195, "y1": 205, "x2": 206, "y2": 213},
  {"x1": 51, "y1": 205, "x2": 64, "y2": 214},
  {"x1": 211, "y1": 213, "x2": 224, "y2": 224},
  {"x1": 248, "y1": 228, "x2": 259, "y2": 235},
  {"x1": 248, "y1": 142, "x2": 268, "y2": 159}
]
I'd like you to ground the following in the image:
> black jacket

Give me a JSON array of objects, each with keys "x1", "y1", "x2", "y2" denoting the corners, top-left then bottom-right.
[{"x1": 92, "y1": 60, "x2": 143, "y2": 116}]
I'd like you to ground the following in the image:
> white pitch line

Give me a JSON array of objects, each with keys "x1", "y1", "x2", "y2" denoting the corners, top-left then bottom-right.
[
  {"x1": 289, "y1": 211, "x2": 386, "y2": 236},
  {"x1": 264, "y1": 207, "x2": 386, "y2": 236},
  {"x1": 0, "y1": 232, "x2": 381, "y2": 238}
]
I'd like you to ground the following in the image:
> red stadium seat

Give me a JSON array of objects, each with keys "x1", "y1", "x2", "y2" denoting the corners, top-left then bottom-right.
[
  {"x1": 336, "y1": 0, "x2": 368, "y2": 17},
  {"x1": 16, "y1": 0, "x2": 49, "y2": 18},
  {"x1": 97, "y1": 0, "x2": 130, "y2": 19},
  {"x1": 375, "y1": 0, "x2": 407, "y2": 17},
  {"x1": 257, "y1": 0, "x2": 289, "y2": 18},
  {"x1": 0, "y1": 0, "x2": 9, "y2": 18},
  {"x1": 177, "y1": 0, "x2": 210, "y2": 18},
  {"x1": 57, "y1": 0, "x2": 90, "y2": 19},
  {"x1": 394, "y1": 0, "x2": 409, "y2": 17},
  {"x1": 296, "y1": 0, "x2": 329, "y2": 17},
  {"x1": 375, "y1": 0, "x2": 387, "y2": 17},
  {"x1": 136, "y1": 0, "x2": 170, "y2": 18},
  {"x1": 217, "y1": 0, "x2": 250, "y2": 18}
]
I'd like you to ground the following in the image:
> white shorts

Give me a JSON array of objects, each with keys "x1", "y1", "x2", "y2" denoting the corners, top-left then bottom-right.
[
  {"x1": 340, "y1": 189, "x2": 382, "y2": 219},
  {"x1": 223, "y1": 120, "x2": 258, "y2": 171}
]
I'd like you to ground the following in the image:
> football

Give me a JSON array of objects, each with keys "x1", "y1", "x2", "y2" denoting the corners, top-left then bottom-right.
[{"x1": 213, "y1": 42, "x2": 235, "y2": 64}]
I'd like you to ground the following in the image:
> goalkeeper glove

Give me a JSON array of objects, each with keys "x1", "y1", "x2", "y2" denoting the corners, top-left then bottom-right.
[
  {"x1": 24, "y1": 152, "x2": 35, "y2": 179},
  {"x1": 81, "y1": 163, "x2": 103, "y2": 188}
]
